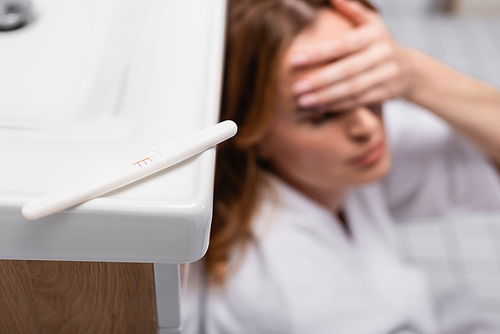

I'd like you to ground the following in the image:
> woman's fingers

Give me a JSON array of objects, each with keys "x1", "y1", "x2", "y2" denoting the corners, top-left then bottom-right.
[
  {"x1": 297, "y1": 62, "x2": 401, "y2": 107},
  {"x1": 293, "y1": 42, "x2": 393, "y2": 94},
  {"x1": 290, "y1": 25, "x2": 381, "y2": 67},
  {"x1": 290, "y1": 0, "x2": 377, "y2": 67},
  {"x1": 290, "y1": 2, "x2": 413, "y2": 109},
  {"x1": 323, "y1": 84, "x2": 399, "y2": 111}
]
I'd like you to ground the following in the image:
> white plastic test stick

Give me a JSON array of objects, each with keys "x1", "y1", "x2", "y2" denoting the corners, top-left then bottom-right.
[{"x1": 22, "y1": 120, "x2": 238, "y2": 220}]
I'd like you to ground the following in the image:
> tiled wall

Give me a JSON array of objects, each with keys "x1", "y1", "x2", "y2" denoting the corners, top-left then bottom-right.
[
  {"x1": 370, "y1": 0, "x2": 449, "y2": 15},
  {"x1": 396, "y1": 214, "x2": 500, "y2": 323},
  {"x1": 377, "y1": 4, "x2": 500, "y2": 323},
  {"x1": 372, "y1": 0, "x2": 500, "y2": 17},
  {"x1": 384, "y1": 16, "x2": 500, "y2": 89}
]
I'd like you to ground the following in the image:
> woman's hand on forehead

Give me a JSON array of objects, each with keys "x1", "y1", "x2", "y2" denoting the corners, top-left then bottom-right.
[{"x1": 289, "y1": 0, "x2": 414, "y2": 111}]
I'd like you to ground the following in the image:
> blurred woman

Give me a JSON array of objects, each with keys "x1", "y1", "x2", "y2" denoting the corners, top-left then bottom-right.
[{"x1": 182, "y1": 0, "x2": 500, "y2": 333}]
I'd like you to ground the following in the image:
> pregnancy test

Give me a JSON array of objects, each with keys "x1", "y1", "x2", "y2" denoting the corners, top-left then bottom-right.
[{"x1": 22, "y1": 120, "x2": 238, "y2": 220}]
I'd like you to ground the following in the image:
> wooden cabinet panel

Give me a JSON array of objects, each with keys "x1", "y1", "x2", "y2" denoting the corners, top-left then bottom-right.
[{"x1": 0, "y1": 261, "x2": 157, "y2": 334}]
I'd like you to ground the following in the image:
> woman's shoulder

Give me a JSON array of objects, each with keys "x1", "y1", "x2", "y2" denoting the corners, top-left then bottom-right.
[
  {"x1": 382, "y1": 99, "x2": 500, "y2": 219},
  {"x1": 190, "y1": 182, "x2": 365, "y2": 333},
  {"x1": 249, "y1": 174, "x2": 369, "y2": 284}
]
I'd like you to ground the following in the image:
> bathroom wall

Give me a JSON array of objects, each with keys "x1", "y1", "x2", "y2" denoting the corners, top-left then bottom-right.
[
  {"x1": 371, "y1": 0, "x2": 500, "y2": 17},
  {"x1": 371, "y1": 0, "x2": 500, "y2": 323},
  {"x1": 370, "y1": 0, "x2": 450, "y2": 15},
  {"x1": 452, "y1": 0, "x2": 500, "y2": 17}
]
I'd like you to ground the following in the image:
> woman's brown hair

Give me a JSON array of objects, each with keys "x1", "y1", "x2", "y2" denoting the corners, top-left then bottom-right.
[{"x1": 205, "y1": 0, "x2": 376, "y2": 286}]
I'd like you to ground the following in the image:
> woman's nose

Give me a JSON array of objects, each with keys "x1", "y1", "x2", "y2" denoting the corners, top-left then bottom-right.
[{"x1": 345, "y1": 106, "x2": 381, "y2": 141}]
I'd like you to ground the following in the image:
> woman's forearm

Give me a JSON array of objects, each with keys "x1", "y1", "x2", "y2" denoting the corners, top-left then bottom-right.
[{"x1": 403, "y1": 48, "x2": 500, "y2": 164}]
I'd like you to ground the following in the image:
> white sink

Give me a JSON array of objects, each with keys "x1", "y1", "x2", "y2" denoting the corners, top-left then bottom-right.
[{"x1": 0, "y1": 0, "x2": 227, "y2": 263}]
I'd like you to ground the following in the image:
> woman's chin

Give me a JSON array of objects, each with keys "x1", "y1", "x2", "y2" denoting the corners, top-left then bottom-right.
[{"x1": 353, "y1": 152, "x2": 392, "y2": 185}]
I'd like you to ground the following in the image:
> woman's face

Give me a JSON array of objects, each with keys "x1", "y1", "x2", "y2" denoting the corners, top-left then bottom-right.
[{"x1": 258, "y1": 8, "x2": 391, "y2": 206}]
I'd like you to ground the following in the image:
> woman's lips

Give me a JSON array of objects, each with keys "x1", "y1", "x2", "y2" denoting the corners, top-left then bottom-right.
[{"x1": 350, "y1": 141, "x2": 386, "y2": 167}]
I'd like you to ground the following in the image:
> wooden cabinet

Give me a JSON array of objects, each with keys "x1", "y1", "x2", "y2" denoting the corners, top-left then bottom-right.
[{"x1": 0, "y1": 261, "x2": 157, "y2": 334}]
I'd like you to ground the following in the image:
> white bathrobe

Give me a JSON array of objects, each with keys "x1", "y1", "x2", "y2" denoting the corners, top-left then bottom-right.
[{"x1": 181, "y1": 100, "x2": 500, "y2": 334}]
